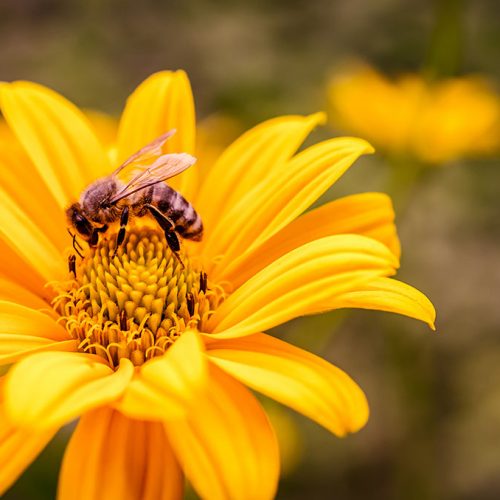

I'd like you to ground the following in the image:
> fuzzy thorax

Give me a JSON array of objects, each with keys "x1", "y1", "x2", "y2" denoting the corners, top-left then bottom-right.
[{"x1": 52, "y1": 228, "x2": 224, "y2": 369}]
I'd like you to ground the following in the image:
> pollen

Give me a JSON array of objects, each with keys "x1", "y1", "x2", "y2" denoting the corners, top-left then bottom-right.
[{"x1": 52, "y1": 229, "x2": 224, "y2": 369}]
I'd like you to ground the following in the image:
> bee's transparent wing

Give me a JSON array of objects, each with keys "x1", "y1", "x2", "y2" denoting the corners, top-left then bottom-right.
[
  {"x1": 109, "y1": 152, "x2": 196, "y2": 204},
  {"x1": 112, "y1": 130, "x2": 177, "y2": 176}
]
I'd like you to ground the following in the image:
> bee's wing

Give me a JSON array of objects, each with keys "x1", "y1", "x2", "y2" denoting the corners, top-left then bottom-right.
[
  {"x1": 112, "y1": 130, "x2": 177, "y2": 176},
  {"x1": 109, "y1": 152, "x2": 196, "y2": 204}
]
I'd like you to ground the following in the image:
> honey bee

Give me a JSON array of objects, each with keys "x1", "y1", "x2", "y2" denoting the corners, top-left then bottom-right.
[{"x1": 66, "y1": 130, "x2": 203, "y2": 261}]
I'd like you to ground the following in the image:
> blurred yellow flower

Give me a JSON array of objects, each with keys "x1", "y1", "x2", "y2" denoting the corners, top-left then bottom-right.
[
  {"x1": 0, "y1": 71, "x2": 435, "y2": 499},
  {"x1": 328, "y1": 64, "x2": 500, "y2": 164}
]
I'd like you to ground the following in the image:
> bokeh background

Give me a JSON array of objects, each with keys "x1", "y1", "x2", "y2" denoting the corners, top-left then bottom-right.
[{"x1": 1, "y1": 0, "x2": 499, "y2": 499}]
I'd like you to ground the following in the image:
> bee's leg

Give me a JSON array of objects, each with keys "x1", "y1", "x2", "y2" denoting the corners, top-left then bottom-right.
[
  {"x1": 89, "y1": 229, "x2": 99, "y2": 248},
  {"x1": 146, "y1": 204, "x2": 184, "y2": 268},
  {"x1": 68, "y1": 254, "x2": 77, "y2": 276},
  {"x1": 67, "y1": 229, "x2": 84, "y2": 258},
  {"x1": 113, "y1": 207, "x2": 129, "y2": 256}
]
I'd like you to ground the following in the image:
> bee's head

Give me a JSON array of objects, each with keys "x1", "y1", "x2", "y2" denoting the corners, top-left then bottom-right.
[{"x1": 66, "y1": 203, "x2": 93, "y2": 239}]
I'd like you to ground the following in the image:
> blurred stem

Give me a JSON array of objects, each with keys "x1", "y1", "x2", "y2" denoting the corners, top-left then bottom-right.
[
  {"x1": 387, "y1": 155, "x2": 426, "y2": 215},
  {"x1": 423, "y1": 0, "x2": 465, "y2": 80}
]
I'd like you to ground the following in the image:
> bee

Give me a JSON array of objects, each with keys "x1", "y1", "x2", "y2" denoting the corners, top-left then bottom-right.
[{"x1": 66, "y1": 130, "x2": 203, "y2": 261}]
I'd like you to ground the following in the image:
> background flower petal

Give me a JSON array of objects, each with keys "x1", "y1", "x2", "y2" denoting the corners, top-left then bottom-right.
[
  {"x1": 207, "y1": 235, "x2": 398, "y2": 338},
  {"x1": 58, "y1": 407, "x2": 183, "y2": 500},
  {"x1": 203, "y1": 137, "x2": 374, "y2": 273},
  {"x1": 207, "y1": 333, "x2": 369, "y2": 436},
  {"x1": 218, "y1": 192, "x2": 401, "y2": 287},
  {"x1": 165, "y1": 363, "x2": 279, "y2": 500},
  {"x1": 4, "y1": 353, "x2": 133, "y2": 430},
  {"x1": 0, "y1": 81, "x2": 110, "y2": 207}
]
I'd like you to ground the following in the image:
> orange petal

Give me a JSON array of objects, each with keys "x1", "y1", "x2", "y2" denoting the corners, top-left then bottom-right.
[
  {"x1": 207, "y1": 235, "x2": 398, "y2": 339},
  {"x1": 204, "y1": 136, "x2": 374, "y2": 274},
  {"x1": 0, "y1": 378, "x2": 57, "y2": 496},
  {"x1": 0, "y1": 81, "x2": 110, "y2": 207},
  {"x1": 207, "y1": 333, "x2": 369, "y2": 436},
  {"x1": 219, "y1": 192, "x2": 401, "y2": 287},
  {"x1": 196, "y1": 113, "x2": 324, "y2": 233},
  {"x1": 116, "y1": 329, "x2": 207, "y2": 421},
  {"x1": 116, "y1": 71, "x2": 197, "y2": 199},
  {"x1": 165, "y1": 363, "x2": 279, "y2": 500},
  {"x1": 4, "y1": 353, "x2": 133, "y2": 430},
  {"x1": 58, "y1": 407, "x2": 183, "y2": 500}
]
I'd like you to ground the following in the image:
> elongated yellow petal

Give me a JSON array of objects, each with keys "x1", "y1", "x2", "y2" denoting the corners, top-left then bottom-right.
[
  {"x1": 0, "y1": 81, "x2": 110, "y2": 207},
  {"x1": 204, "y1": 137, "x2": 374, "y2": 273},
  {"x1": 0, "y1": 187, "x2": 64, "y2": 284},
  {"x1": 116, "y1": 71, "x2": 197, "y2": 199},
  {"x1": 0, "y1": 242, "x2": 45, "y2": 298},
  {"x1": 4, "y1": 354, "x2": 133, "y2": 430},
  {"x1": 0, "y1": 380, "x2": 57, "y2": 496},
  {"x1": 0, "y1": 338, "x2": 77, "y2": 367},
  {"x1": 196, "y1": 113, "x2": 324, "y2": 232},
  {"x1": 207, "y1": 235, "x2": 398, "y2": 339},
  {"x1": 0, "y1": 301, "x2": 68, "y2": 341},
  {"x1": 115, "y1": 330, "x2": 207, "y2": 421},
  {"x1": 166, "y1": 364, "x2": 279, "y2": 500},
  {"x1": 58, "y1": 407, "x2": 183, "y2": 500},
  {"x1": 219, "y1": 192, "x2": 401, "y2": 287},
  {"x1": 0, "y1": 277, "x2": 54, "y2": 311},
  {"x1": 207, "y1": 333, "x2": 369, "y2": 436},
  {"x1": 0, "y1": 141, "x2": 67, "y2": 252},
  {"x1": 321, "y1": 276, "x2": 436, "y2": 329}
]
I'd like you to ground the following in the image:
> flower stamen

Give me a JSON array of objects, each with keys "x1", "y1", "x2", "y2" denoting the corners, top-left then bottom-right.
[{"x1": 51, "y1": 228, "x2": 225, "y2": 368}]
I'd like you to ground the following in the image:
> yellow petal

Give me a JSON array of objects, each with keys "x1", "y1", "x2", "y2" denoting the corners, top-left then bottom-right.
[
  {"x1": 321, "y1": 276, "x2": 436, "y2": 329},
  {"x1": 207, "y1": 235, "x2": 398, "y2": 339},
  {"x1": 0, "y1": 239, "x2": 48, "y2": 298},
  {"x1": 0, "y1": 140, "x2": 67, "y2": 252},
  {"x1": 207, "y1": 333, "x2": 369, "y2": 436},
  {"x1": 196, "y1": 113, "x2": 325, "y2": 232},
  {"x1": 0, "y1": 379, "x2": 57, "y2": 496},
  {"x1": 4, "y1": 353, "x2": 133, "y2": 430},
  {"x1": 115, "y1": 330, "x2": 207, "y2": 421},
  {"x1": 219, "y1": 192, "x2": 401, "y2": 287},
  {"x1": 204, "y1": 137, "x2": 374, "y2": 273},
  {"x1": 116, "y1": 71, "x2": 197, "y2": 199},
  {"x1": 0, "y1": 81, "x2": 110, "y2": 207},
  {"x1": 0, "y1": 186, "x2": 64, "y2": 283},
  {"x1": 0, "y1": 301, "x2": 68, "y2": 341},
  {"x1": 165, "y1": 363, "x2": 279, "y2": 500},
  {"x1": 0, "y1": 277, "x2": 54, "y2": 311},
  {"x1": 58, "y1": 407, "x2": 183, "y2": 500}
]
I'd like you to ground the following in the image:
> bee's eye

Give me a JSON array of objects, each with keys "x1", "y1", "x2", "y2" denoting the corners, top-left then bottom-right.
[{"x1": 73, "y1": 213, "x2": 92, "y2": 236}]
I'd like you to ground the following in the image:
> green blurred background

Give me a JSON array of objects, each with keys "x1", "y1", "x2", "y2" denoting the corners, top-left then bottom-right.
[{"x1": 1, "y1": 0, "x2": 499, "y2": 499}]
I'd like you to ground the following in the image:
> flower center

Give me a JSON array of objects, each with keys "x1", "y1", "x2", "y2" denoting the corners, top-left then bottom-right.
[{"x1": 52, "y1": 228, "x2": 224, "y2": 369}]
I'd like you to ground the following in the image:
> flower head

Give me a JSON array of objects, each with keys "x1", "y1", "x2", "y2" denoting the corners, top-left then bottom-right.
[
  {"x1": 0, "y1": 70, "x2": 435, "y2": 499},
  {"x1": 328, "y1": 63, "x2": 500, "y2": 164}
]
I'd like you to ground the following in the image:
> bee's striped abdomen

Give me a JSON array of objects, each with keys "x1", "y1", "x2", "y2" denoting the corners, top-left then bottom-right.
[{"x1": 152, "y1": 184, "x2": 203, "y2": 241}]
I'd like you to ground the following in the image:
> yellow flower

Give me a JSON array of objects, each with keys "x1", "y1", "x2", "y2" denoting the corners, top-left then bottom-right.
[
  {"x1": 0, "y1": 71, "x2": 435, "y2": 499},
  {"x1": 328, "y1": 64, "x2": 500, "y2": 164}
]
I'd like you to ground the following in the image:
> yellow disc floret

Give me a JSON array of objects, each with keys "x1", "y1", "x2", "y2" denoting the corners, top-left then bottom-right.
[{"x1": 52, "y1": 228, "x2": 224, "y2": 368}]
